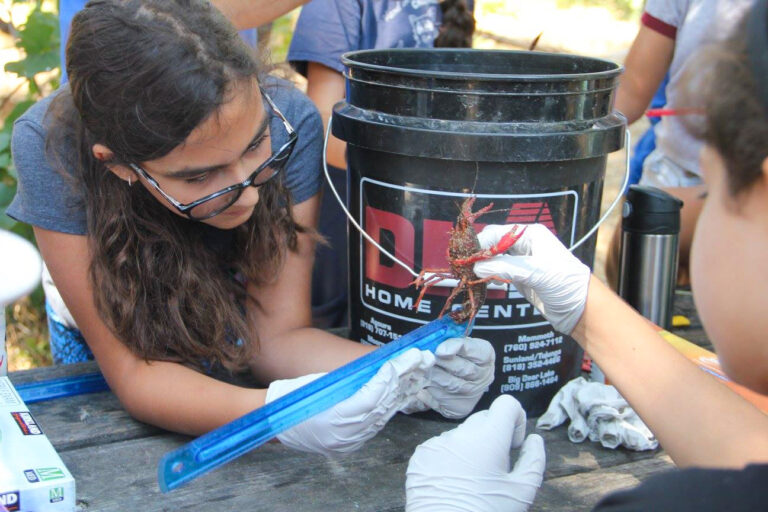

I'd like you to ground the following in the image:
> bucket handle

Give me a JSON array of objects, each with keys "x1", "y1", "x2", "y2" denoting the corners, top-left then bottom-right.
[
  {"x1": 322, "y1": 116, "x2": 631, "y2": 276},
  {"x1": 569, "y1": 127, "x2": 631, "y2": 252}
]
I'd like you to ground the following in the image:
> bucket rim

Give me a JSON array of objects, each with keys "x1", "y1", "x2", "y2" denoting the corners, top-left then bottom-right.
[{"x1": 341, "y1": 48, "x2": 623, "y2": 82}]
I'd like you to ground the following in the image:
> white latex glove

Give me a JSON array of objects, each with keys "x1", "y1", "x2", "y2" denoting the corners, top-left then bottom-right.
[
  {"x1": 265, "y1": 348, "x2": 435, "y2": 456},
  {"x1": 402, "y1": 337, "x2": 496, "y2": 419},
  {"x1": 473, "y1": 224, "x2": 591, "y2": 335},
  {"x1": 406, "y1": 395, "x2": 546, "y2": 512}
]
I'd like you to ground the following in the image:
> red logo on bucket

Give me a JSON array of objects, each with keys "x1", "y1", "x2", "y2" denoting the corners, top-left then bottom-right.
[
  {"x1": 505, "y1": 202, "x2": 556, "y2": 234},
  {"x1": 357, "y1": 184, "x2": 576, "y2": 326}
]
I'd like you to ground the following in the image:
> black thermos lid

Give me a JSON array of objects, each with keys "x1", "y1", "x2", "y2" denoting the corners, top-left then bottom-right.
[{"x1": 622, "y1": 185, "x2": 684, "y2": 235}]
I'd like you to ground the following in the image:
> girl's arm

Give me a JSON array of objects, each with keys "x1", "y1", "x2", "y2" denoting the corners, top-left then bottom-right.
[
  {"x1": 574, "y1": 276, "x2": 768, "y2": 468},
  {"x1": 305, "y1": 62, "x2": 347, "y2": 171},
  {"x1": 247, "y1": 195, "x2": 374, "y2": 383},
  {"x1": 34, "y1": 227, "x2": 267, "y2": 436},
  {"x1": 614, "y1": 24, "x2": 675, "y2": 124}
]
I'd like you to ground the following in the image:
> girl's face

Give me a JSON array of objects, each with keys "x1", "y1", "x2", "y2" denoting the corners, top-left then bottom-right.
[
  {"x1": 133, "y1": 79, "x2": 271, "y2": 230},
  {"x1": 690, "y1": 145, "x2": 768, "y2": 394}
]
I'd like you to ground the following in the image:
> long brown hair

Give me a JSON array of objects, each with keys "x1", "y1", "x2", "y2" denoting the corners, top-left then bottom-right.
[{"x1": 46, "y1": 0, "x2": 303, "y2": 373}]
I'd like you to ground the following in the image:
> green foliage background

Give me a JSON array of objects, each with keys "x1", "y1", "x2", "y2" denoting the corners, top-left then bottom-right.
[
  {"x1": 1, "y1": 1, "x2": 59, "y2": 240},
  {"x1": 2, "y1": 0, "x2": 59, "y2": 368}
]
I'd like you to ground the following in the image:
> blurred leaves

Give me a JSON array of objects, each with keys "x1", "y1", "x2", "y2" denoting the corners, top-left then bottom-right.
[
  {"x1": 5, "y1": 297, "x2": 51, "y2": 370},
  {"x1": 2, "y1": 0, "x2": 58, "y2": 368},
  {"x1": 4, "y1": 5, "x2": 58, "y2": 81},
  {"x1": 1, "y1": 0, "x2": 57, "y2": 239}
]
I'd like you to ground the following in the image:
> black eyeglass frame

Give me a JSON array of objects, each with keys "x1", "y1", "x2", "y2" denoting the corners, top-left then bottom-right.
[{"x1": 128, "y1": 91, "x2": 297, "y2": 220}]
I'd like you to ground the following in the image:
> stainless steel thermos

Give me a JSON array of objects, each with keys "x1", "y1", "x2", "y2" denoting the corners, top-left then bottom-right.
[{"x1": 618, "y1": 185, "x2": 684, "y2": 329}]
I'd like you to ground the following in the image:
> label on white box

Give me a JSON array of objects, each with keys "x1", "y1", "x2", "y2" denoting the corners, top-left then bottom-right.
[{"x1": 0, "y1": 376, "x2": 76, "y2": 511}]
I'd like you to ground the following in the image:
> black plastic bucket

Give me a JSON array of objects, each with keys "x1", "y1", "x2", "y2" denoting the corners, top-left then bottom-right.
[{"x1": 332, "y1": 49, "x2": 624, "y2": 416}]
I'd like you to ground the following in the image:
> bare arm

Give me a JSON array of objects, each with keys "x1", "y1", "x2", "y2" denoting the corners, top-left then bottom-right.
[
  {"x1": 34, "y1": 227, "x2": 266, "y2": 435},
  {"x1": 614, "y1": 25, "x2": 676, "y2": 124},
  {"x1": 573, "y1": 277, "x2": 768, "y2": 468},
  {"x1": 305, "y1": 62, "x2": 348, "y2": 171},
  {"x1": 248, "y1": 195, "x2": 373, "y2": 383},
  {"x1": 211, "y1": 0, "x2": 307, "y2": 30}
]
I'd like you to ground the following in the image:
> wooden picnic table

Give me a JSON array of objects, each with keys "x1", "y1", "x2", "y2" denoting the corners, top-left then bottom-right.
[{"x1": 7, "y1": 291, "x2": 707, "y2": 512}]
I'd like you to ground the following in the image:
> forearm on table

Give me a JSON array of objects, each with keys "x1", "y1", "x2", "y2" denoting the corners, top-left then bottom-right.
[
  {"x1": 573, "y1": 276, "x2": 768, "y2": 468},
  {"x1": 113, "y1": 359, "x2": 266, "y2": 436},
  {"x1": 250, "y1": 328, "x2": 375, "y2": 383}
]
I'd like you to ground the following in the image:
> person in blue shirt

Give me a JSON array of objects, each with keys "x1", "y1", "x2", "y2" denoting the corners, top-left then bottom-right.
[{"x1": 287, "y1": 0, "x2": 475, "y2": 328}]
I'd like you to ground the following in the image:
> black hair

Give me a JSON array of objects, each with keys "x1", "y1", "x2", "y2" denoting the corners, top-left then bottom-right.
[{"x1": 434, "y1": 0, "x2": 475, "y2": 48}]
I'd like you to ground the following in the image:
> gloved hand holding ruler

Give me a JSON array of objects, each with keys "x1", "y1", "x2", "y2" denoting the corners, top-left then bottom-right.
[{"x1": 157, "y1": 314, "x2": 470, "y2": 492}]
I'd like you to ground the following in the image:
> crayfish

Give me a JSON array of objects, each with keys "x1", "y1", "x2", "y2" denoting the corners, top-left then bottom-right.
[{"x1": 412, "y1": 197, "x2": 526, "y2": 327}]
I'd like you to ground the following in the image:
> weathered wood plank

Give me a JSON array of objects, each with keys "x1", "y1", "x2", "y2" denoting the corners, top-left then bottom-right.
[
  {"x1": 28, "y1": 390, "x2": 162, "y2": 452},
  {"x1": 533, "y1": 454, "x2": 675, "y2": 511},
  {"x1": 9, "y1": 360, "x2": 101, "y2": 384},
  {"x1": 11, "y1": 364, "x2": 663, "y2": 483},
  {"x1": 10, "y1": 358, "x2": 663, "y2": 481},
  {"x1": 8, "y1": 362, "x2": 162, "y2": 451},
  {"x1": 62, "y1": 419, "x2": 423, "y2": 511},
  {"x1": 25, "y1": 386, "x2": 662, "y2": 483},
  {"x1": 60, "y1": 417, "x2": 670, "y2": 512}
]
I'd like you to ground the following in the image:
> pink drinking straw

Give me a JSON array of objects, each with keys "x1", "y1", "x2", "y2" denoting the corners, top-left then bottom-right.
[{"x1": 645, "y1": 107, "x2": 703, "y2": 117}]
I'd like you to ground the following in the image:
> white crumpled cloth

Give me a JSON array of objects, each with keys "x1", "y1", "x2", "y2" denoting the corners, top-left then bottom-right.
[{"x1": 535, "y1": 377, "x2": 658, "y2": 451}]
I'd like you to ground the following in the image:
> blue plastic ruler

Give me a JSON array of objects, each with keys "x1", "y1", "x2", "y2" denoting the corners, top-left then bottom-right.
[{"x1": 158, "y1": 315, "x2": 469, "y2": 492}]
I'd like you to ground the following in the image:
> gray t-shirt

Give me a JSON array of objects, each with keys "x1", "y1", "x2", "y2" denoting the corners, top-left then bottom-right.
[
  {"x1": 644, "y1": 0, "x2": 754, "y2": 176},
  {"x1": 7, "y1": 75, "x2": 323, "y2": 234}
]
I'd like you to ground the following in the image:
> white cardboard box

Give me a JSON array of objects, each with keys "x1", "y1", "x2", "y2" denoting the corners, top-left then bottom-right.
[{"x1": 0, "y1": 376, "x2": 75, "y2": 512}]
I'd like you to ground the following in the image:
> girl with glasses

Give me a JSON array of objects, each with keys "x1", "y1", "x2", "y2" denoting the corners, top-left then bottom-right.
[{"x1": 6, "y1": 0, "x2": 496, "y2": 451}]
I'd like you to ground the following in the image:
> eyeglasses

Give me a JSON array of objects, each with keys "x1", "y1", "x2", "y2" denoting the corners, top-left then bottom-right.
[{"x1": 128, "y1": 91, "x2": 297, "y2": 220}]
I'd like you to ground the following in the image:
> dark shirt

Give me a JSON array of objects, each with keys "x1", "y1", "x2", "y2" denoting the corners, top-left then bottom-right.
[{"x1": 593, "y1": 464, "x2": 768, "y2": 511}]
